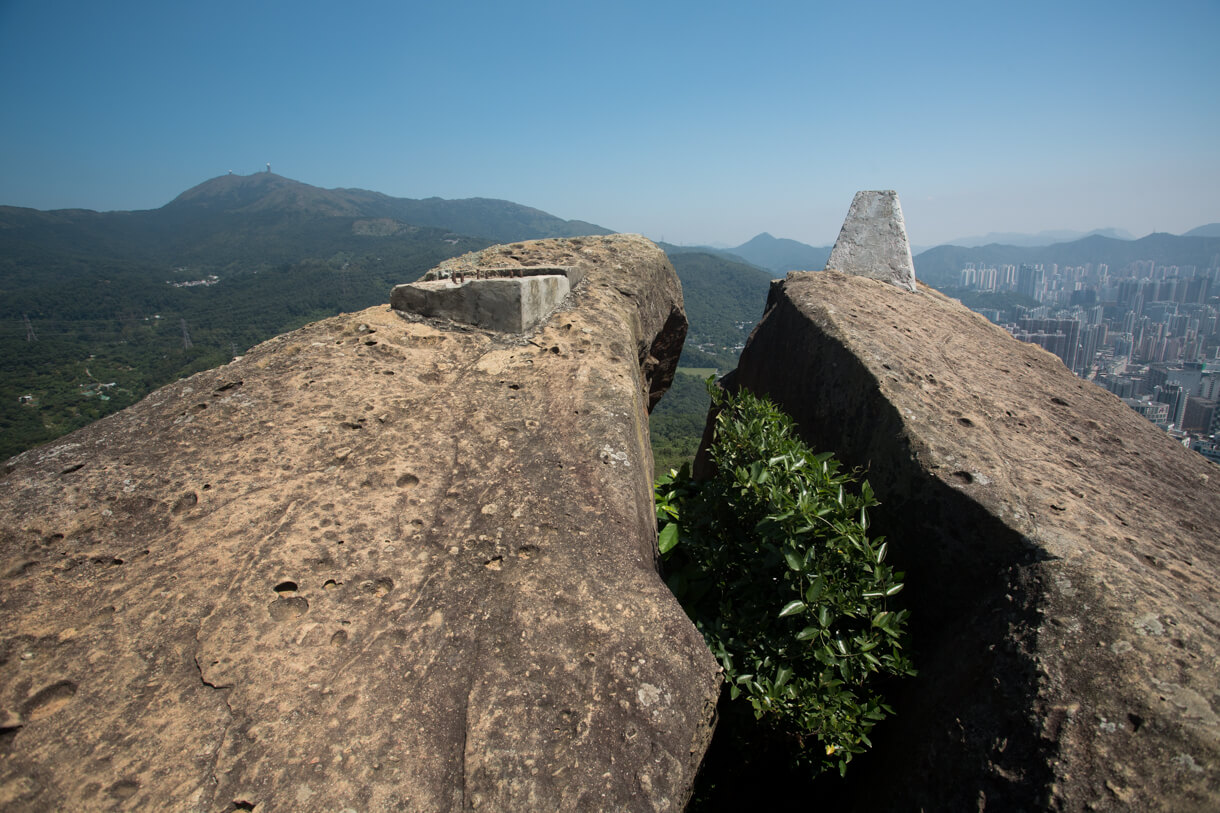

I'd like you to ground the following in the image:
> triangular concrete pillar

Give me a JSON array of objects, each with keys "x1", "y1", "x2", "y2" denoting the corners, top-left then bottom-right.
[{"x1": 825, "y1": 190, "x2": 917, "y2": 291}]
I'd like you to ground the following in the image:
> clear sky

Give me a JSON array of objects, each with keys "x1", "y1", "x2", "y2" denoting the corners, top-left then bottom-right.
[{"x1": 1, "y1": 0, "x2": 1217, "y2": 247}]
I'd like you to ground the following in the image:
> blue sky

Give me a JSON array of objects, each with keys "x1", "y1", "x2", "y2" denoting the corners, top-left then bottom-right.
[{"x1": 1, "y1": 0, "x2": 1217, "y2": 247}]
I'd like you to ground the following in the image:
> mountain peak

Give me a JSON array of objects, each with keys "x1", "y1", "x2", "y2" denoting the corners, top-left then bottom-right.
[
  {"x1": 164, "y1": 173, "x2": 373, "y2": 217},
  {"x1": 729, "y1": 233, "x2": 830, "y2": 274},
  {"x1": 168, "y1": 171, "x2": 287, "y2": 201},
  {"x1": 158, "y1": 173, "x2": 611, "y2": 241}
]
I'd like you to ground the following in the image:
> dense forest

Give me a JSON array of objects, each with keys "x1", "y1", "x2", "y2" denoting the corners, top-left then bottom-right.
[
  {"x1": 0, "y1": 231, "x2": 487, "y2": 459},
  {"x1": 669, "y1": 251, "x2": 773, "y2": 369},
  {"x1": 651, "y1": 252, "x2": 777, "y2": 475}
]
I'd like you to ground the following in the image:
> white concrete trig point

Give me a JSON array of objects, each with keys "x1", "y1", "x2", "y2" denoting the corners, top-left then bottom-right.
[{"x1": 825, "y1": 190, "x2": 917, "y2": 292}]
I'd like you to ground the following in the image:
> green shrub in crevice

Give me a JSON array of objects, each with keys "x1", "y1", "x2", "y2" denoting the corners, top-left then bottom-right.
[{"x1": 656, "y1": 382, "x2": 914, "y2": 779}]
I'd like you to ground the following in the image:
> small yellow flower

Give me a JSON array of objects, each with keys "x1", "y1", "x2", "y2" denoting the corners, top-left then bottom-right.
[{"x1": 825, "y1": 744, "x2": 837, "y2": 755}]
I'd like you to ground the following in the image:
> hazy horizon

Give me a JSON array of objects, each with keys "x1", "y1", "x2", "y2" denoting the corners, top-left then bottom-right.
[{"x1": 1, "y1": 1, "x2": 1217, "y2": 248}]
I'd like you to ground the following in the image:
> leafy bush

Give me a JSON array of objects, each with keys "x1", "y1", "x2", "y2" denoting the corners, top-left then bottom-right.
[{"x1": 656, "y1": 383, "x2": 913, "y2": 778}]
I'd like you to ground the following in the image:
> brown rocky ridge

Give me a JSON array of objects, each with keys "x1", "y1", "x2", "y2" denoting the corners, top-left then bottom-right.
[
  {"x1": 719, "y1": 267, "x2": 1220, "y2": 810},
  {"x1": 0, "y1": 234, "x2": 720, "y2": 811}
]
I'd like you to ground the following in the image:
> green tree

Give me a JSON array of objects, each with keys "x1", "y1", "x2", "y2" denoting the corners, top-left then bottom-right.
[{"x1": 656, "y1": 383, "x2": 913, "y2": 780}]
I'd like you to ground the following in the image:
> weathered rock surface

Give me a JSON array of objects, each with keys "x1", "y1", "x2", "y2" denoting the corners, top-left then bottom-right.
[
  {"x1": 0, "y1": 234, "x2": 719, "y2": 811},
  {"x1": 723, "y1": 271, "x2": 1220, "y2": 810},
  {"x1": 824, "y1": 190, "x2": 917, "y2": 291}
]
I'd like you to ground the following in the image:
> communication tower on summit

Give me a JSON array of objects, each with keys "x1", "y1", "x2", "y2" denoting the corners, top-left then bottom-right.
[{"x1": 266, "y1": 162, "x2": 271, "y2": 173}]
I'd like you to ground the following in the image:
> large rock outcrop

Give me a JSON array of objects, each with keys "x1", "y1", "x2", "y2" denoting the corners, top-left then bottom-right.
[
  {"x1": 723, "y1": 271, "x2": 1220, "y2": 810},
  {"x1": 0, "y1": 234, "x2": 720, "y2": 811}
]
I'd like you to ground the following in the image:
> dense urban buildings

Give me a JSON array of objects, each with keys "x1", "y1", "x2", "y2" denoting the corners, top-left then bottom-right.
[{"x1": 954, "y1": 258, "x2": 1220, "y2": 462}]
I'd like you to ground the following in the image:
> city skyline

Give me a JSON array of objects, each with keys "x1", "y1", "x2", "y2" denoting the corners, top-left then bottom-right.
[
  {"x1": 1, "y1": 1, "x2": 1218, "y2": 248},
  {"x1": 950, "y1": 247, "x2": 1220, "y2": 460}
]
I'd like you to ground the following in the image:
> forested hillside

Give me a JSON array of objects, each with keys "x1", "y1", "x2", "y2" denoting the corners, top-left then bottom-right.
[
  {"x1": 726, "y1": 232, "x2": 830, "y2": 274},
  {"x1": 0, "y1": 172, "x2": 619, "y2": 458},
  {"x1": 652, "y1": 252, "x2": 776, "y2": 474},
  {"x1": 0, "y1": 227, "x2": 487, "y2": 458},
  {"x1": 668, "y1": 251, "x2": 774, "y2": 370},
  {"x1": 1, "y1": 174, "x2": 777, "y2": 463}
]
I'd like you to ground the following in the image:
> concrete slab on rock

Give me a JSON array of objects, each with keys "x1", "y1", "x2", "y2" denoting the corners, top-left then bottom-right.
[
  {"x1": 390, "y1": 274, "x2": 571, "y2": 334},
  {"x1": 0, "y1": 234, "x2": 717, "y2": 812}
]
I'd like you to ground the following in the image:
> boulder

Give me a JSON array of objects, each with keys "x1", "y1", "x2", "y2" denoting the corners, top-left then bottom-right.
[
  {"x1": 721, "y1": 270, "x2": 1220, "y2": 810},
  {"x1": 0, "y1": 234, "x2": 720, "y2": 811}
]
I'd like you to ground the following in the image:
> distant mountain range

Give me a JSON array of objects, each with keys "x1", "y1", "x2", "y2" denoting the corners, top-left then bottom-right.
[
  {"x1": 667, "y1": 223, "x2": 1220, "y2": 277},
  {"x1": 939, "y1": 227, "x2": 1138, "y2": 248},
  {"x1": 1, "y1": 172, "x2": 610, "y2": 257},
  {"x1": 0, "y1": 173, "x2": 619, "y2": 457},
  {"x1": 666, "y1": 223, "x2": 1220, "y2": 287},
  {"x1": 914, "y1": 231, "x2": 1220, "y2": 289},
  {"x1": 665, "y1": 232, "x2": 831, "y2": 275},
  {"x1": 1184, "y1": 223, "x2": 1220, "y2": 238},
  {"x1": 164, "y1": 172, "x2": 613, "y2": 243},
  {"x1": 0, "y1": 173, "x2": 763, "y2": 459},
  {"x1": 3, "y1": 171, "x2": 1218, "y2": 460},
  {"x1": 721, "y1": 232, "x2": 832, "y2": 274}
]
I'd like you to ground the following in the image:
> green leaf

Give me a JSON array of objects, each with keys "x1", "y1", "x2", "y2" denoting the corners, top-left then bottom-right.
[
  {"x1": 805, "y1": 576, "x2": 825, "y2": 604},
  {"x1": 657, "y1": 523, "x2": 679, "y2": 555},
  {"x1": 784, "y1": 549, "x2": 804, "y2": 571},
  {"x1": 778, "y1": 600, "x2": 807, "y2": 618}
]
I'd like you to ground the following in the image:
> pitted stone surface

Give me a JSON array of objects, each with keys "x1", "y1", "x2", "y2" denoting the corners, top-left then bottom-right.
[
  {"x1": 824, "y1": 190, "x2": 917, "y2": 291},
  {"x1": 0, "y1": 234, "x2": 718, "y2": 811},
  {"x1": 719, "y1": 271, "x2": 1220, "y2": 810}
]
